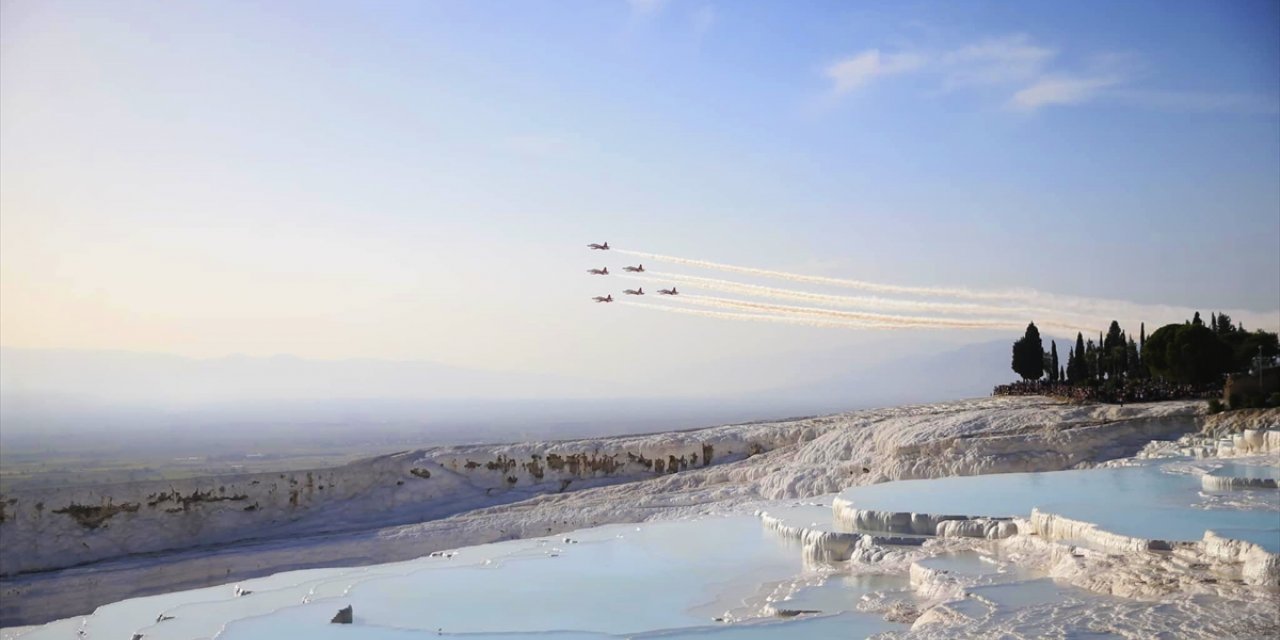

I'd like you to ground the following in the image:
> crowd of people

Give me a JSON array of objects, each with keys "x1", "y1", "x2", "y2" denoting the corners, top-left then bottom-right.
[{"x1": 992, "y1": 379, "x2": 1215, "y2": 404}]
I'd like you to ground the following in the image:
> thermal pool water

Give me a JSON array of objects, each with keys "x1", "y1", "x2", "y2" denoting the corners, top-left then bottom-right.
[{"x1": 4, "y1": 454, "x2": 1276, "y2": 639}]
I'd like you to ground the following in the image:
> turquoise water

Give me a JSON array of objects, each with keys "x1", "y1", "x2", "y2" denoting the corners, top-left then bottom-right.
[
  {"x1": 837, "y1": 462, "x2": 1280, "y2": 552},
  {"x1": 968, "y1": 578, "x2": 1104, "y2": 609},
  {"x1": 9, "y1": 516, "x2": 910, "y2": 640},
  {"x1": 774, "y1": 573, "x2": 909, "y2": 614},
  {"x1": 209, "y1": 516, "x2": 907, "y2": 639},
  {"x1": 11, "y1": 459, "x2": 1276, "y2": 640},
  {"x1": 219, "y1": 608, "x2": 902, "y2": 639},
  {"x1": 916, "y1": 552, "x2": 1040, "y2": 581},
  {"x1": 1210, "y1": 461, "x2": 1280, "y2": 480}
]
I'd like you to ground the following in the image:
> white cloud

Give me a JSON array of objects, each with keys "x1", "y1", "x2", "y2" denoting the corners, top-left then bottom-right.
[
  {"x1": 940, "y1": 34, "x2": 1055, "y2": 88},
  {"x1": 1009, "y1": 75, "x2": 1121, "y2": 110},
  {"x1": 825, "y1": 50, "x2": 928, "y2": 95},
  {"x1": 823, "y1": 34, "x2": 1265, "y2": 115}
]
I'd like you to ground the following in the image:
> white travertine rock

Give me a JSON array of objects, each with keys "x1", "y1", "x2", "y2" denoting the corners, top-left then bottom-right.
[
  {"x1": 1026, "y1": 510, "x2": 1280, "y2": 590},
  {"x1": 1200, "y1": 474, "x2": 1278, "y2": 491},
  {"x1": 935, "y1": 518, "x2": 1019, "y2": 539},
  {"x1": 830, "y1": 500, "x2": 1020, "y2": 540},
  {"x1": 1029, "y1": 509, "x2": 1170, "y2": 554},
  {"x1": 908, "y1": 561, "x2": 968, "y2": 602},
  {"x1": 832, "y1": 501, "x2": 943, "y2": 535},
  {"x1": 1198, "y1": 531, "x2": 1280, "y2": 586},
  {"x1": 756, "y1": 510, "x2": 861, "y2": 565},
  {"x1": 1194, "y1": 408, "x2": 1280, "y2": 457},
  {"x1": 0, "y1": 397, "x2": 1204, "y2": 626}
]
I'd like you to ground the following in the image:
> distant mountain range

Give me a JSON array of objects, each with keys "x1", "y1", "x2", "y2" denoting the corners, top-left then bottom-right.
[{"x1": 0, "y1": 341, "x2": 1016, "y2": 450}]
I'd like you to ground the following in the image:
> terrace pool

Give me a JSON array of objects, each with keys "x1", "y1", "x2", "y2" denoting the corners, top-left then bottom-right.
[{"x1": 835, "y1": 460, "x2": 1280, "y2": 552}]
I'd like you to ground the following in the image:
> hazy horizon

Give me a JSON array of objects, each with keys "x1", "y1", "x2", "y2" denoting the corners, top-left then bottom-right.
[{"x1": 0, "y1": 338, "x2": 1010, "y2": 429}]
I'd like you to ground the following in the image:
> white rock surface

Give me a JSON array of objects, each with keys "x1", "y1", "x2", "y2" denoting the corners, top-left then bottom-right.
[
  {"x1": 757, "y1": 509, "x2": 862, "y2": 565},
  {"x1": 0, "y1": 397, "x2": 1204, "y2": 625},
  {"x1": 1201, "y1": 474, "x2": 1278, "y2": 490},
  {"x1": 1197, "y1": 531, "x2": 1280, "y2": 586},
  {"x1": 1029, "y1": 508, "x2": 1170, "y2": 554}
]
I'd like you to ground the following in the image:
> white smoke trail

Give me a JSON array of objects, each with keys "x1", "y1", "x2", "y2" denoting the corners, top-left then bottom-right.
[
  {"x1": 618, "y1": 271, "x2": 1059, "y2": 318},
  {"x1": 615, "y1": 248, "x2": 1280, "y2": 333},
  {"x1": 673, "y1": 294, "x2": 1030, "y2": 329},
  {"x1": 618, "y1": 301, "x2": 914, "y2": 330},
  {"x1": 615, "y1": 249, "x2": 1029, "y2": 301}
]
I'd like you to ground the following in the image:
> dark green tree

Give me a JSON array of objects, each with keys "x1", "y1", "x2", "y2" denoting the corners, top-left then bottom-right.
[
  {"x1": 1070, "y1": 332, "x2": 1087, "y2": 383},
  {"x1": 1220, "y1": 329, "x2": 1280, "y2": 372},
  {"x1": 1012, "y1": 322, "x2": 1045, "y2": 381},
  {"x1": 1119, "y1": 330, "x2": 1128, "y2": 375},
  {"x1": 1049, "y1": 341, "x2": 1060, "y2": 383},
  {"x1": 1110, "y1": 344, "x2": 1128, "y2": 378},
  {"x1": 1142, "y1": 322, "x2": 1233, "y2": 385},
  {"x1": 1098, "y1": 332, "x2": 1105, "y2": 378},
  {"x1": 1214, "y1": 312, "x2": 1236, "y2": 336},
  {"x1": 1104, "y1": 321, "x2": 1123, "y2": 352},
  {"x1": 1126, "y1": 338, "x2": 1141, "y2": 378},
  {"x1": 1138, "y1": 322, "x2": 1150, "y2": 378}
]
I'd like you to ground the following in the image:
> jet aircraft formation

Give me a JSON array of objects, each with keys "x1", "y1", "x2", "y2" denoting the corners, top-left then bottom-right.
[{"x1": 585, "y1": 242, "x2": 676, "y2": 302}]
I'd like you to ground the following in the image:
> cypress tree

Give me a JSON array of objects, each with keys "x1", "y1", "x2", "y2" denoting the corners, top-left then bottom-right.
[
  {"x1": 1115, "y1": 330, "x2": 1128, "y2": 377},
  {"x1": 1012, "y1": 322, "x2": 1045, "y2": 381},
  {"x1": 1138, "y1": 322, "x2": 1146, "y2": 377},
  {"x1": 1100, "y1": 332, "x2": 1111, "y2": 376},
  {"x1": 1071, "y1": 332, "x2": 1087, "y2": 383},
  {"x1": 1050, "y1": 341, "x2": 1059, "y2": 383},
  {"x1": 1126, "y1": 338, "x2": 1140, "y2": 378},
  {"x1": 1215, "y1": 313, "x2": 1234, "y2": 335},
  {"x1": 1105, "y1": 322, "x2": 1123, "y2": 352}
]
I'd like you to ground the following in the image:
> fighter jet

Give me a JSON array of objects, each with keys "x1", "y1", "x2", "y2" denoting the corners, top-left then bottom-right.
[
  {"x1": 587, "y1": 242, "x2": 610, "y2": 250},
  {"x1": 623, "y1": 287, "x2": 644, "y2": 295},
  {"x1": 592, "y1": 294, "x2": 614, "y2": 303},
  {"x1": 622, "y1": 264, "x2": 644, "y2": 273},
  {"x1": 586, "y1": 267, "x2": 609, "y2": 275},
  {"x1": 657, "y1": 287, "x2": 678, "y2": 295}
]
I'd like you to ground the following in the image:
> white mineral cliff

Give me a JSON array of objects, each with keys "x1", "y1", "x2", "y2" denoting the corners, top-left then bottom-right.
[
  {"x1": 757, "y1": 508, "x2": 862, "y2": 564},
  {"x1": 0, "y1": 424, "x2": 797, "y2": 576},
  {"x1": 0, "y1": 397, "x2": 1208, "y2": 625},
  {"x1": 1201, "y1": 474, "x2": 1278, "y2": 490}
]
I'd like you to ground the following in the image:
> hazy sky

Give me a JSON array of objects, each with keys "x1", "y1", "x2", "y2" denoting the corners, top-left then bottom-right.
[{"x1": 2, "y1": 0, "x2": 1278, "y2": 395}]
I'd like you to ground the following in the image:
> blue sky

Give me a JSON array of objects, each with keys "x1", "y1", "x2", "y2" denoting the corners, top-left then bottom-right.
[{"x1": 2, "y1": 0, "x2": 1277, "y2": 395}]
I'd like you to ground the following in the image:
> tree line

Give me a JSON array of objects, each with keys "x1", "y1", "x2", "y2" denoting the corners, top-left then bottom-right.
[{"x1": 1011, "y1": 312, "x2": 1279, "y2": 387}]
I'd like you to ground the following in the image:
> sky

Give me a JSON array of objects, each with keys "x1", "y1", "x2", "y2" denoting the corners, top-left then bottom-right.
[{"x1": 2, "y1": 0, "x2": 1278, "y2": 399}]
